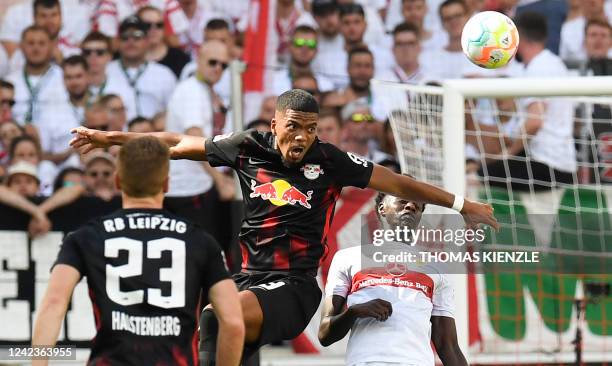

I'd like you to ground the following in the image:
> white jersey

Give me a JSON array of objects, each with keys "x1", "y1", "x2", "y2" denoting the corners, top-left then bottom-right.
[{"x1": 325, "y1": 245, "x2": 455, "y2": 366}]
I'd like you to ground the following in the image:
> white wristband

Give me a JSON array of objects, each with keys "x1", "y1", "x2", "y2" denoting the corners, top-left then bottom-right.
[{"x1": 452, "y1": 195, "x2": 464, "y2": 212}]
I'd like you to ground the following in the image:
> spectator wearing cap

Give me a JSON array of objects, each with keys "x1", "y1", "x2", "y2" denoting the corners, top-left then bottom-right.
[
  {"x1": 0, "y1": 80, "x2": 15, "y2": 123},
  {"x1": 104, "y1": 15, "x2": 177, "y2": 120},
  {"x1": 6, "y1": 160, "x2": 41, "y2": 197},
  {"x1": 9, "y1": 134, "x2": 57, "y2": 195},
  {"x1": 273, "y1": 25, "x2": 335, "y2": 96},
  {"x1": 138, "y1": 6, "x2": 191, "y2": 78},
  {"x1": 340, "y1": 98, "x2": 392, "y2": 164},
  {"x1": 165, "y1": 40, "x2": 235, "y2": 241},
  {"x1": 6, "y1": 25, "x2": 69, "y2": 125},
  {"x1": 81, "y1": 31, "x2": 115, "y2": 102},
  {"x1": 312, "y1": 3, "x2": 394, "y2": 89},
  {"x1": 83, "y1": 151, "x2": 117, "y2": 201}
]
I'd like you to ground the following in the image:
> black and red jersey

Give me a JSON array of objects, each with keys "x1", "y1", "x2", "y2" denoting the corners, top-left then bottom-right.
[
  {"x1": 205, "y1": 129, "x2": 374, "y2": 272},
  {"x1": 55, "y1": 208, "x2": 229, "y2": 366}
]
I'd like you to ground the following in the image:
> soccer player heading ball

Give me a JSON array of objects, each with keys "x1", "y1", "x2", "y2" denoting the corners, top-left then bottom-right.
[{"x1": 70, "y1": 89, "x2": 498, "y2": 364}]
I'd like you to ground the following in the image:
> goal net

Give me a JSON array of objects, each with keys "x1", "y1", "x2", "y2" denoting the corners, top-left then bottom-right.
[{"x1": 372, "y1": 77, "x2": 612, "y2": 365}]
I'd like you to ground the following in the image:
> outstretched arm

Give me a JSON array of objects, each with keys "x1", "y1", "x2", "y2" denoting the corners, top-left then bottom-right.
[
  {"x1": 368, "y1": 164, "x2": 499, "y2": 229},
  {"x1": 431, "y1": 316, "x2": 468, "y2": 366},
  {"x1": 69, "y1": 127, "x2": 208, "y2": 160},
  {"x1": 31, "y1": 265, "x2": 81, "y2": 366}
]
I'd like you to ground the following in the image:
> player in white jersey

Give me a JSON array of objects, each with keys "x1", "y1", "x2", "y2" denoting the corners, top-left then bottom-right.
[{"x1": 319, "y1": 190, "x2": 468, "y2": 366}]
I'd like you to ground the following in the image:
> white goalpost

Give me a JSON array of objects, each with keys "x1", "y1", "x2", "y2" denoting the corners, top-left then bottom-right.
[{"x1": 372, "y1": 77, "x2": 612, "y2": 364}]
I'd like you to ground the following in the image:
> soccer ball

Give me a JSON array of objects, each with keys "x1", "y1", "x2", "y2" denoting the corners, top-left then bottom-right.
[{"x1": 461, "y1": 11, "x2": 519, "y2": 69}]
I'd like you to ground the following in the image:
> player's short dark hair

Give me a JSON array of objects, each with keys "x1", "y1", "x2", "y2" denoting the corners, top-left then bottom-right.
[
  {"x1": 82, "y1": 31, "x2": 113, "y2": 51},
  {"x1": 339, "y1": 3, "x2": 365, "y2": 19},
  {"x1": 62, "y1": 55, "x2": 88, "y2": 71},
  {"x1": 348, "y1": 46, "x2": 373, "y2": 64},
  {"x1": 206, "y1": 18, "x2": 230, "y2": 31},
  {"x1": 0, "y1": 80, "x2": 14, "y2": 90},
  {"x1": 293, "y1": 25, "x2": 317, "y2": 37},
  {"x1": 34, "y1": 0, "x2": 60, "y2": 14},
  {"x1": 374, "y1": 174, "x2": 421, "y2": 220},
  {"x1": 118, "y1": 136, "x2": 169, "y2": 198},
  {"x1": 21, "y1": 25, "x2": 51, "y2": 41},
  {"x1": 276, "y1": 89, "x2": 319, "y2": 114},
  {"x1": 515, "y1": 11, "x2": 547, "y2": 43},
  {"x1": 438, "y1": 0, "x2": 468, "y2": 18},
  {"x1": 393, "y1": 22, "x2": 420, "y2": 39}
]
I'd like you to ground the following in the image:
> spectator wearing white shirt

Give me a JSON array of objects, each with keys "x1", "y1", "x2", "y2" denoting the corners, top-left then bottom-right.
[
  {"x1": 105, "y1": 16, "x2": 177, "y2": 120},
  {"x1": 311, "y1": 0, "x2": 345, "y2": 69},
  {"x1": 401, "y1": 0, "x2": 448, "y2": 51},
  {"x1": 0, "y1": 80, "x2": 15, "y2": 123},
  {"x1": 179, "y1": 19, "x2": 236, "y2": 104},
  {"x1": 313, "y1": 3, "x2": 393, "y2": 89},
  {"x1": 273, "y1": 25, "x2": 335, "y2": 95},
  {"x1": 36, "y1": 55, "x2": 87, "y2": 170},
  {"x1": 165, "y1": 40, "x2": 234, "y2": 241},
  {"x1": 81, "y1": 32, "x2": 115, "y2": 103},
  {"x1": 420, "y1": 0, "x2": 489, "y2": 80},
  {"x1": 177, "y1": 0, "x2": 225, "y2": 59},
  {"x1": 378, "y1": 22, "x2": 429, "y2": 84},
  {"x1": 584, "y1": 18, "x2": 612, "y2": 62},
  {"x1": 338, "y1": 0, "x2": 390, "y2": 48},
  {"x1": 276, "y1": 0, "x2": 317, "y2": 66},
  {"x1": 0, "y1": 0, "x2": 89, "y2": 62},
  {"x1": 480, "y1": 12, "x2": 576, "y2": 191},
  {"x1": 560, "y1": 0, "x2": 608, "y2": 65},
  {"x1": 6, "y1": 25, "x2": 68, "y2": 126},
  {"x1": 6, "y1": 0, "x2": 85, "y2": 75}
]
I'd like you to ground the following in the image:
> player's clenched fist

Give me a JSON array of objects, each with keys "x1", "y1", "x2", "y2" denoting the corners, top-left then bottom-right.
[
  {"x1": 348, "y1": 299, "x2": 393, "y2": 322},
  {"x1": 461, "y1": 200, "x2": 499, "y2": 230}
]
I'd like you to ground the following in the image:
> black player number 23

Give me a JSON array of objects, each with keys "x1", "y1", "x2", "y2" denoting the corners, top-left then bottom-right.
[{"x1": 104, "y1": 237, "x2": 186, "y2": 309}]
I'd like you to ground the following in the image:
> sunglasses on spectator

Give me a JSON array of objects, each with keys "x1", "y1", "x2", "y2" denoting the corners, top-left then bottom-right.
[
  {"x1": 87, "y1": 170, "x2": 112, "y2": 178},
  {"x1": 350, "y1": 113, "x2": 375, "y2": 123},
  {"x1": 120, "y1": 30, "x2": 146, "y2": 41},
  {"x1": 0, "y1": 99, "x2": 16, "y2": 107},
  {"x1": 144, "y1": 21, "x2": 164, "y2": 29},
  {"x1": 82, "y1": 48, "x2": 108, "y2": 57},
  {"x1": 208, "y1": 59, "x2": 229, "y2": 70},
  {"x1": 293, "y1": 38, "x2": 317, "y2": 49}
]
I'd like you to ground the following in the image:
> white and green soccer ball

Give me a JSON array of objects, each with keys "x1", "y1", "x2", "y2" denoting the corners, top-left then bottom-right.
[{"x1": 461, "y1": 11, "x2": 520, "y2": 69}]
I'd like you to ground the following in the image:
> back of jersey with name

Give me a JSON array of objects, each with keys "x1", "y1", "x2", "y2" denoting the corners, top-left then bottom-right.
[{"x1": 55, "y1": 208, "x2": 229, "y2": 366}]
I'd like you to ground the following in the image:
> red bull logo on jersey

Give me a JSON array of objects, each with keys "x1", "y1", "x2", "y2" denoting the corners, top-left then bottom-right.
[{"x1": 249, "y1": 179, "x2": 313, "y2": 209}]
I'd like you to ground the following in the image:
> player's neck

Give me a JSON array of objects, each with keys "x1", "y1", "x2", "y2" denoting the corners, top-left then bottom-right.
[{"x1": 122, "y1": 193, "x2": 164, "y2": 209}]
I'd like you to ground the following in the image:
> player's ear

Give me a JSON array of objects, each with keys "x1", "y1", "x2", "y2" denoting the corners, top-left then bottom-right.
[
  {"x1": 162, "y1": 176, "x2": 169, "y2": 193},
  {"x1": 114, "y1": 172, "x2": 121, "y2": 190},
  {"x1": 377, "y1": 201, "x2": 386, "y2": 218},
  {"x1": 271, "y1": 118, "x2": 277, "y2": 136}
]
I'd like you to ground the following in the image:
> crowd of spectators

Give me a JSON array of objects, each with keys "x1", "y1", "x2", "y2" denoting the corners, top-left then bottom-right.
[{"x1": 0, "y1": 0, "x2": 610, "y2": 239}]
